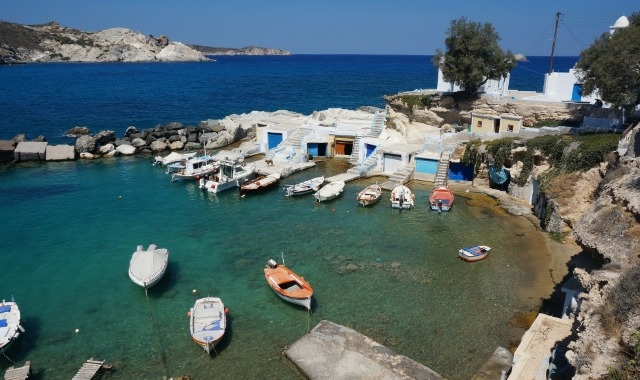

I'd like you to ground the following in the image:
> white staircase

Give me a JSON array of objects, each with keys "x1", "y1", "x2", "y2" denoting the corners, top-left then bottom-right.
[{"x1": 433, "y1": 152, "x2": 451, "y2": 188}]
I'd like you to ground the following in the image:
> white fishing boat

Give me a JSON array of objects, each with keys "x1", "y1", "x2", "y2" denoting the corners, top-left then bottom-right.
[
  {"x1": 284, "y1": 176, "x2": 324, "y2": 196},
  {"x1": 189, "y1": 297, "x2": 227, "y2": 354},
  {"x1": 153, "y1": 151, "x2": 198, "y2": 166},
  {"x1": 0, "y1": 298, "x2": 24, "y2": 351},
  {"x1": 171, "y1": 155, "x2": 218, "y2": 182},
  {"x1": 390, "y1": 185, "x2": 414, "y2": 209},
  {"x1": 357, "y1": 183, "x2": 382, "y2": 207},
  {"x1": 128, "y1": 244, "x2": 169, "y2": 289},
  {"x1": 459, "y1": 245, "x2": 492, "y2": 262},
  {"x1": 199, "y1": 158, "x2": 255, "y2": 194},
  {"x1": 313, "y1": 180, "x2": 345, "y2": 202}
]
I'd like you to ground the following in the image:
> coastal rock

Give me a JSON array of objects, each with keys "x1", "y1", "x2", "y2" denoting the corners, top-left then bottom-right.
[
  {"x1": 65, "y1": 126, "x2": 90, "y2": 136},
  {"x1": 0, "y1": 21, "x2": 208, "y2": 63},
  {"x1": 75, "y1": 135, "x2": 97, "y2": 153},
  {"x1": 131, "y1": 138, "x2": 147, "y2": 148},
  {"x1": 12, "y1": 134, "x2": 27, "y2": 144},
  {"x1": 94, "y1": 130, "x2": 116, "y2": 145},
  {"x1": 79, "y1": 152, "x2": 95, "y2": 159},
  {"x1": 98, "y1": 143, "x2": 115, "y2": 154},
  {"x1": 149, "y1": 140, "x2": 168, "y2": 152},
  {"x1": 116, "y1": 144, "x2": 136, "y2": 155},
  {"x1": 169, "y1": 141, "x2": 185, "y2": 150}
]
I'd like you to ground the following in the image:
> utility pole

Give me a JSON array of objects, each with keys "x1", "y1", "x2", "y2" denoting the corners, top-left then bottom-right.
[{"x1": 548, "y1": 12, "x2": 562, "y2": 74}]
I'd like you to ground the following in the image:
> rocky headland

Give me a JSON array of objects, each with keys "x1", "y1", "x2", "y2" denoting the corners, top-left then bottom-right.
[{"x1": 0, "y1": 21, "x2": 208, "y2": 63}]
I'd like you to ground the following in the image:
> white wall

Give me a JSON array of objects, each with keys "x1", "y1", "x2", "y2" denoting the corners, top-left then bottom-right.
[{"x1": 437, "y1": 68, "x2": 509, "y2": 96}]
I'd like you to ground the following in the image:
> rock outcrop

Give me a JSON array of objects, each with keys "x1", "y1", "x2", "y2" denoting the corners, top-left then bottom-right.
[
  {"x1": 0, "y1": 21, "x2": 208, "y2": 63},
  {"x1": 190, "y1": 44, "x2": 292, "y2": 56}
]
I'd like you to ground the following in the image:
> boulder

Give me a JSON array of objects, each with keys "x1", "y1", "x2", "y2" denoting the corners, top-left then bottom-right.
[
  {"x1": 104, "y1": 150, "x2": 119, "y2": 157},
  {"x1": 184, "y1": 142, "x2": 202, "y2": 151},
  {"x1": 116, "y1": 144, "x2": 136, "y2": 155},
  {"x1": 75, "y1": 135, "x2": 97, "y2": 153},
  {"x1": 65, "y1": 126, "x2": 90, "y2": 136},
  {"x1": 80, "y1": 152, "x2": 95, "y2": 159},
  {"x1": 12, "y1": 134, "x2": 27, "y2": 144},
  {"x1": 124, "y1": 126, "x2": 138, "y2": 137},
  {"x1": 131, "y1": 138, "x2": 147, "y2": 148},
  {"x1": 149, "y1": 140, "x2": 168, "y2": 152},
  {"x1": 164, "y1": 122, "x2": 184, "y2": 131},
  {"x1": 114, "y1": 138, "x2": 131, "y2": 146},
  {"x1": 98, "y1": 143, "x2": 115, "y2": 154},
  {"x1": 94, "y1": 130, "x2": 116, "y2": 145},
  {"x1": 169, "y1": 140, "x2": 185, "y2": 150},
  {"x1": 33, "y1": 135, "x2": 47, "y2": 142}
]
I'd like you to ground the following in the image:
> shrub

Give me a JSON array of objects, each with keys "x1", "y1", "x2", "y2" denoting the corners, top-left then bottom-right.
[{"x1": 531, "y1": 118, "x2": 581, "y2": 129}]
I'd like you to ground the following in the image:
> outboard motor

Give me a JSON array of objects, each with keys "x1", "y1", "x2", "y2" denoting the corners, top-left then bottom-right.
[{"x1": 267, "y1": 259, "x2": 278, "y2": 268}]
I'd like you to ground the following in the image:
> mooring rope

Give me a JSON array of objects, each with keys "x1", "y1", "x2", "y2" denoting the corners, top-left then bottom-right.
[
  {"x1": 1, "y1": 346, "x2": 18, "y2": 364},
  {"x1": 145, "y1": 288, "x2": 169, "y2": 378}
]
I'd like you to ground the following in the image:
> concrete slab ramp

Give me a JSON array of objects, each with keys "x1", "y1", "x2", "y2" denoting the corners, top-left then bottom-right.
[{"x1": 285, "y1": 320, "x2": 443, "y2": 380}]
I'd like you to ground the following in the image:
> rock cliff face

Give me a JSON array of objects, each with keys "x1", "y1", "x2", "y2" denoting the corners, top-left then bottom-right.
[{"x1": 0, "y1": 21, "x2": 208, "y2": 63}]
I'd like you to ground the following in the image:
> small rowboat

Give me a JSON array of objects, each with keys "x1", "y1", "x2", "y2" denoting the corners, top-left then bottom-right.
[
  {"x1": 459, "y1": 246, "x2": 492, "y2": 262},
  {"x1": 264, "y1": 259, "x2": 313, "y2": 310},
  {"x1": 313, "y1": 180, "x2": 345, "y2": 202},
  {"x1": 240, "y1": 173, "x2": 281, "y2": 195},
  {"x1": 284, "y1": 176, "x2": 325, "y2": 196},
  {"x1": 189, "y1": 297, "x2": 227, "y2": 354},
  {"x1": 357, "y1": 183, "x2": 382, "y2": 207}
]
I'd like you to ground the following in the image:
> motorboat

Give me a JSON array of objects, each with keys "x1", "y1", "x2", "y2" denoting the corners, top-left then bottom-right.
[
  {"x1": 170, "y1": 155, "x2": 218, "y2": 182},
  {"x1": 313, "y1": 180, "x2": 345, "y2": 202},
  {"x1": 264, "y1": 259, "x2": 313, "y2": 310},
  {"x1": 284, "y1": 176, "x2": 325, "y2": 197},
  {"x1": 128, "y1": 244, "x2": 169, "y2": 289},
  {"x1": 429, "y1": 186, "x2": 455, "y2": 212},
  {"x1": 189, "y1": 297, "x2": 227, "y2": 354},
  {"x1": 153, "y1": 151, "x2": 198, "y2": 166},
  {"x1": 459, "y1": 246, "x2": 492, "y2": 262},
  {"x1": 390, "y1": 185, "x2": 414, "y2": 209},
  {"x1": 0, "y1": 298, "x2": 24, "y2": 351},
  {"x1": 356, "y1": 183, "x2": 382, "y2": 207},
  {"x1": 240, "y1": 173, "x2": 281, "y2": 195},
  {"x1": 199, "y1": 159, "x2": 255, "y2": 194}
]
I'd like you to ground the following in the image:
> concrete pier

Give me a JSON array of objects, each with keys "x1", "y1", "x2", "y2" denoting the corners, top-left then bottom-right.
[
  {"x1": 46, "y1": 144, "x2": 76, "y2": 161},
  {"x1": 285, "y1": 320, "x2": 443, "y2": 380},
  {"x1": 14, "y1": 142, "x2": 47, "y2": 162}
]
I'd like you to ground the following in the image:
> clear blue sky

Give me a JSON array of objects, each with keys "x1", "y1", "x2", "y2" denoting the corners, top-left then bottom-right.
[{"x1": 1, "y1": 1, "x2": 637, "y2": 56}]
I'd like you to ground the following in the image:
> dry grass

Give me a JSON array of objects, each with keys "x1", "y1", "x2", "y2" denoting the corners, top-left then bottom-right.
[{"x1": 543, "y1": 172, "x2": 582, "y2": 204}]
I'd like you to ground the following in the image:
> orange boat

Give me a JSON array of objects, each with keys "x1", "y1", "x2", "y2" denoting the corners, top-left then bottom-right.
[
  {"x1": 429, "y1": 186, "x2": 455, "y2": 211},
  {"x1": 264, "y1": 259, "x2": 313, "y2": 310}
]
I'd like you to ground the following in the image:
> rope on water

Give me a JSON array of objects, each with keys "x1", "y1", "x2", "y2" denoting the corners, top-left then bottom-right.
[
  {"x1": 1, "y1": 346, "x2": 18, "y2": 364},
  {"x1": 145, "y1": 288, "x2": 169, "y2": 378}
]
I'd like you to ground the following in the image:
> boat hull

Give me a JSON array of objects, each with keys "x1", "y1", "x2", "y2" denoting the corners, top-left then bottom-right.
[
  {"x1": 270, "y1": 288, "x2": 312, "y2": 310},
  {"x1": 0, "y1": 301, "x2": 22, "y2": 351},
  {"x1": 459, "y1": 246, "x2": 492, "y2": 262},
  {"x1": 264, "y1": 262, "x2": 313, "y2": 310},
  {"x1": 285, "y1": 176, "x2": 324, "y2": 197},
  {"x1": 357, "y1": 184, "x2": 382, "y2": 207},
  {"x1": 429, "y1": 187, "x2": 455, "y2": 212},
  {"x1": 190, "y1": 297, "x2": 226, "y2": 355},
  {"x1": 390, "y1": 185, "x2": 414, "y2": 209},
  {"x1": 128, "y1": 245, "x2": 169, "y2": 289}
]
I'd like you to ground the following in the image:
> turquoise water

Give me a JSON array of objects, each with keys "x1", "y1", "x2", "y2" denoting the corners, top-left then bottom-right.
[{"x1": 0, "y1": 156, "x2": 548, "y2": 379}]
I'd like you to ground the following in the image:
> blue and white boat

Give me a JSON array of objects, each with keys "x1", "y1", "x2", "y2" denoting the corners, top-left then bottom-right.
[
  {"x1": 171, "y1": 155, "x2": 218, "y2": 182},
  {"x1": 199, "y1": 158, "x2": 255, "y2": 193},
  {"x1": 0, "y1": 298, "x2": 24, "y2": 351}
]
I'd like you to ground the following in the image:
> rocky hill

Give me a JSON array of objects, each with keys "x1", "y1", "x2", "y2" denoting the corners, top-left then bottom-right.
[
  {"x1": 190, "y1": 44, "x2": 292, "y2": 56},
  {"x1": 0, "y1": 21, "x2": 207, "y2": 63}
]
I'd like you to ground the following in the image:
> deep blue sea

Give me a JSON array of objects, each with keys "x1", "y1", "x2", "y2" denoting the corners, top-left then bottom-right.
[{"x1": 0, "y1": 55, "x2": 576, "y2": 379}]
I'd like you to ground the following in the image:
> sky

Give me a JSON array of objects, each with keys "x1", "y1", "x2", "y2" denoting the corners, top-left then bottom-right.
[{"x1": 0, "y1": 1, "x2": 637, "y2": 56}]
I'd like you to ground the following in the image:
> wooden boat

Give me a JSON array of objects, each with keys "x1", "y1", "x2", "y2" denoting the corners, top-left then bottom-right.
[
  {"x1": 0, "y1": 298, "x2": 24, "y2": 351},
  {"x1": 429, "y1": 186, "x2": 455, "y2": 211},
  {"x1": 284, "y1": 176, "x2": 324, "y2": 197},
  {"x1": 189, "y1": 297, "x2": 227, "y2": 354},
  {"x1": 240, "y1": 172, "x2": 281, "y2": 195},
  {"x1": 459, "y1": 246, "x2": 492, "y2": 262},
  {"x1": 128, "y1": 244, "x2": 169, "y2": 289},
  {"x1": 390, "y1": 185, "x2": 415, "y2": 209},
  {"x1": 357, "y1": 183, "x2": 382, "y2": 207},
  {"x1": 313, "y1": 180, "x2": 345, "y2": 202},
  {"x1": 264, "y1": 259, "x2": 313, "y2": 310}
]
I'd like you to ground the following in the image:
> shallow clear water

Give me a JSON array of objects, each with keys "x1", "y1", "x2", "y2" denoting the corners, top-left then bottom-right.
[{"x1": 0, "y1": 156, "x2": 549, "y2": 379}]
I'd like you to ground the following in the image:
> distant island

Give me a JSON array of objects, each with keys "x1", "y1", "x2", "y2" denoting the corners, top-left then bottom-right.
[
  {"x1": 189, "y1": 44, "x2": 292, "y2": 56},
  {"x1": 0, "y1": 20, "x2": 291, "y2": 64}
]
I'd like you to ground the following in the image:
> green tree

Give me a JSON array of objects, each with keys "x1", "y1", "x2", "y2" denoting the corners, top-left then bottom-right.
[
  {"x1": 432, "y1": 17, "x2": 515, "y2": 95},
  {"x1": 575, "y1": 13, "x2": 640, "y2": 110}
]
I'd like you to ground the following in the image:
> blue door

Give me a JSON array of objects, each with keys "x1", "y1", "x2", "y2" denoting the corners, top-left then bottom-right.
[
  {"x1": 307, "y1": 143, "x2": 319, "y2": 156},
  {"x1": 365, "y1": 144, "x2": 376, "y2": 157},
  {"x1": 571, "y1": 84, "x2": 582, "y2": 101},
  {"x1": 267, "y1": 132, "x2": 283, "y2": 149}
]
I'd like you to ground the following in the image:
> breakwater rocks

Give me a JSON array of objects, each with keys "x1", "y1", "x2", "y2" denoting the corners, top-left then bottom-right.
[{"x1": 1, "y1": 119, "x2": 254, "y2": 163}]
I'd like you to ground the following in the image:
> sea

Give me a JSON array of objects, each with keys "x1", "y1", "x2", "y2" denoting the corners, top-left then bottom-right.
[{"x1": 0, "y1": 55, "x2": 578, "y2": 380}]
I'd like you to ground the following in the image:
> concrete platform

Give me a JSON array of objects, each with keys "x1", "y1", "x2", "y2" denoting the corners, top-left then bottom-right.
[
  {"x1": 14, "y1": 141, "x2": 47, "y2": 162},
  {"x1": 285, "y1": 320, "x2": 443, "y2": 380},
  {"x1": 0, "y1": 140, "x2": 15, "y2": 163},
  {"x1": 470, "y1": 346, "x2": 512, "y2": 380},
  {"x1": 507, "y1": 313, "x2": 572, "y2": 380},
  {"x1": 46, "y1": 144, "x2": 76, "y2": 161}
]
